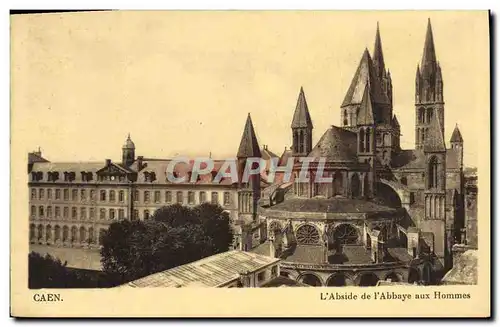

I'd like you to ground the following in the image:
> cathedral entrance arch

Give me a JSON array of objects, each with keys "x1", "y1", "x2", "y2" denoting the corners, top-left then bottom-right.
[
  {"x1": 327, "y1": 273, "x2": 347, "y2": 286},
  {"x1": 299, "y1": 273, "x2": 323, "y2": 287},
  {"x1": 358, "y1": 273, "x2": 379, "y2": 286}
]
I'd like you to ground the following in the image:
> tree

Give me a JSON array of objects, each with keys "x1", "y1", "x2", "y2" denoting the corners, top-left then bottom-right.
[
  {"x1": 100, "y1": 203, "x2": 234, "y2": 282},
  {"x1": 29, "y1": 252, "x2": 120, "y2": 288},
  {"x1": 193, "y1": 203, "x2": 234, "y2": 254}
]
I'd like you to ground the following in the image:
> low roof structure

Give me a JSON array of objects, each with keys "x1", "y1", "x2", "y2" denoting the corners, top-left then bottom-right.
[{"x1": 120, "y1": 250, "x2": 280, "y2": 288}]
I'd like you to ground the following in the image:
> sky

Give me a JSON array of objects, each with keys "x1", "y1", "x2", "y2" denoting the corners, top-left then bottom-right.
[{"x1": 11, "y1": 11, "x2": 489, "y2": 168}]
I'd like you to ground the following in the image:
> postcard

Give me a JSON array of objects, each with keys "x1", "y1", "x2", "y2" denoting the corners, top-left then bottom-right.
[{"x1": 10, "y1": 10, "x2": 490, "y2": 317}]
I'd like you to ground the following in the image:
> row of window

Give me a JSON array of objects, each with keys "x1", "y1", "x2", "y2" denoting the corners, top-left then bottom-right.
[
  {"x1": 30, "y1": 188, "x2": 233, "y2": 206},
  {"x1": 30, "y1": 188, "x2": 126, "y2": 203},
  {"x1": 133, "y1": 190, "x2": 231, "y2": 206},
  {"x1": 30, "y1": 205, "x2": 126, "y2": 221}
]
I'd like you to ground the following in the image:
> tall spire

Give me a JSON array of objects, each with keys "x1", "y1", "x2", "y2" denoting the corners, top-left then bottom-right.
[
  {"x1": 421, "y1": 18, "x2": 438, "y2": 79},
  {"x1": 372, "y1": 22, "x2": 385, "y2": 79},
  {"x1": 291, "y1": 87, "x2": 313, "y2": 129},
  {"x1": 237, "y1": 113, "x2": 261, "y2": 158}
]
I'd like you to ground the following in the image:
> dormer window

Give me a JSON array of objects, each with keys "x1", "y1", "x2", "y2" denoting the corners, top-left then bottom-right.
[{"x1": 144, "y1": 171, "x2": 156, "y2": 182}]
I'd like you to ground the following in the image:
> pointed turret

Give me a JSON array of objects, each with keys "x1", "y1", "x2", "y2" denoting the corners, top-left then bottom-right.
[
  {"x1": 357, "y1": 86, "x2": 375, "y2": 126},
  {"x1": 392, "y1": 115, "x2": 400, "y2": 129},
  {"x1": 291, "y1": 87, "x2": 313, "y2": 129},
  {"x1": 291, "y1": 87, "x2": 313, "y2": 156},
  {"x1": 372, "y1": 22, "x2": 386, "y2": 79},
  {"x1": 450, "y1": 124, "x2": 463, "y2": 143},
  {"x1": 424, "y1": 114, "x2": 446, "y2": 152},
  {"x1": 237, "y1": 113, "x2": 261, "y2": 158}
]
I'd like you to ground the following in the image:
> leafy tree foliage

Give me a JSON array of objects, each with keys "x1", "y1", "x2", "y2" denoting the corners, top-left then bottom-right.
[
  {"x1": 100, "y1": 203, "x2": 233, "y2": 282},
  {"x1": 28, "y1": 252, "x2": 120, "y2": 288}
]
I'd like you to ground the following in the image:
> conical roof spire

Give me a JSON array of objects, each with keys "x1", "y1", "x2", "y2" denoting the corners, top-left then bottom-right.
[
  {"x1": 421, "y1": 18, "x2": 438, "y2": 78},
  {"x1": 424, "y1": 113, "x2": 446, "y2": 152},
  {"x1": 392, "y1": 114, "x2": 400, "y2": 129},
  {"x1": 450, "y1": 124, "x2": 463, "y2": 143},
  {"x1": 237, "y1": 113, "x2": 261, "y2": 158},
  {"x1": 291, "y1": 86, "x2": 313, "y2": 129},
  {"x1": 373, "y1": 22, "x2": 385, "y2": 78},
  {"x1": 341, "y1": 48, "x2": 389, "y2": 108},
  {"x1": 357, "y1": 85, "x2": 374, "y2": 126}
]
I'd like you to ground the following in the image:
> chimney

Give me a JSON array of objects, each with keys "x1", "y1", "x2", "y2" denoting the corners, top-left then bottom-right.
[
  {"x1": 269, "y1": 235, "x2": 275, "y2": 258},
  {"x1": 239, "y1": 270, "x2": 252, "y2": 288},
  {"x1": 105, "y1": 159, "x2": 111, "y2": 166},
  {"x1": 137, "y1": 156, "x2": 144, "y2": 171}
]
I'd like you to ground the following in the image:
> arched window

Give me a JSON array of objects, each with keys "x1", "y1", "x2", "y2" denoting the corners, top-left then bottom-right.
[
  {"x1": 144, "y1": 210, "x2": 150, "y2": 220},
  {"x1": 343, "y1": 110, "x2": 348, "y2": 126},
  {"x1": 359, "y1": 128, "x2": 365, "y2": 152},
  {"x1": 296, "y1": 224, "x2": 320, "y2": 245},
  {"x1": 79, "y1": 227, "x2": 86, "y2": 243},
  {"x1": 419, "y1": 107, "x2": 425, "y2": 123},
  {"x1": 333, "y1": 171, "x2": 344, "y2": 196},
  {"x1": 350, "y1": 174, "x2": 361, "y2": 198},
  {"x1": 428, "y1": 156, "x2": 439, "y2": 188},
  {"x1": 333, "y1": 224, "x2": 359, "y2": 245},
  {"x1": 426, "y1": 108, "x2": 433, "y2": 124},
  {"x1": 365, "y1": 128, "x2": 371, "y2": 152},
  {"x1": 298, "y1": 130, "x2": 304, "y2": 153}
]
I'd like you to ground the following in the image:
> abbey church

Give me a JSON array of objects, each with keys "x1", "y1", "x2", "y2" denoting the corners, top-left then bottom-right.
[{"x1": 248, "y1": 19, "x2": 469, "y2": 286}]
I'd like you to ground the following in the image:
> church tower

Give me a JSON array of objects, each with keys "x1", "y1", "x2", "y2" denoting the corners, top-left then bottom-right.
[
  {"x1": 291, "y1": 87, "x2": 313, "y2": 157},
  {"x1": 122, "y1": 134, "x2": 135, "y2": 167},
  {"x1": 415, "y1": 19, "x2": 444, "y2": 149},
  {"x1": 423, "y1": 113, "x2": 448, "y2": 266},
  {"x1": 237, "y1": 113, "x2": 262, "y2": 222},
  {"x1": 356, "y1": 86, "x2": 376, "y2": 199}
]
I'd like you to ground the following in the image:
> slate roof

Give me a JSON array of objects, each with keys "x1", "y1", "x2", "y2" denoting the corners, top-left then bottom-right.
[
  {"x1": 30, "y1": 161, "x2": 106, "y2": 183},
  {"x1": 341, "y1": 48, "x2": 390, "y2": 108},
  {"x1": 237, "y1": 114, "x2": 261, "y2": 158},
  {"x1": 357, "y1": 86, "x2": 375, "y2": 125},
  {"x1": 28, "y1": 152, "x2": 49, "y2": 164},
  {"x1": 450, "y1": 125, "x2": 464, "y2": 143},
  {"x1": 307, "y1": 126, "x2": 358, "y2": 163},
  {"x1": 291, "y1": 87, "x2": 313, "y2": 129},
  {"x1": 260, "y1": 146, "x2": 279, "y2": 160},
  {"x1": 281, "y1": 245, "x2": 326, "y2": 264},
  {"x1": 391, "y1": 149, "x2": 460, "y2": 170},
  {"x1": 121, "y1": 250, "x2": 280, "y2": 288},
  {"x1": 269, "y1": 197, "x2": 398, "y2": 214}
]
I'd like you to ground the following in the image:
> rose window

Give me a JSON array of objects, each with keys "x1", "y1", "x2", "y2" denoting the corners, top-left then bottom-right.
[{"x1": 296, "y1": 224, "x2": 321, "y2": 245}]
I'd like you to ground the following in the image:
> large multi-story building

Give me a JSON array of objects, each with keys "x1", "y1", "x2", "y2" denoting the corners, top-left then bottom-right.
[{"x1": 28, "y1": 129, "x2": 277, "y2": 250}]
